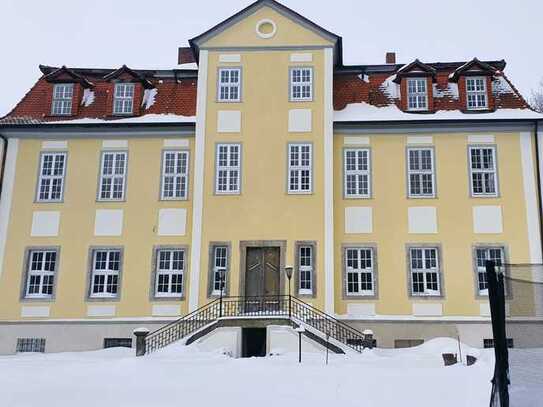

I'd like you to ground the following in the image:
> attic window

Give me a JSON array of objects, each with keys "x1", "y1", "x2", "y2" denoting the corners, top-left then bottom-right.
[
  {"x1": 256, "y1": 19, "x2": 276, "y2": 39},
  {"x1": 406, "y1": 78, "x2": 428, "y2": 111},
  {"x1": 113, "y1": 83, "x2": 135, "y2": 115},
  {"x1": 466, "y1": 77, "x2": 488, "y2": 110},
  {"x1": 51, "y1": 84, "x2": 74, "y2": 116}
]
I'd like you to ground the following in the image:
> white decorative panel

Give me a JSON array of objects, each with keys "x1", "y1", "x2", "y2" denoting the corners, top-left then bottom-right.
[
  {"x1": 288, "y1": 109, "x2": 312, "y2": 132},
  {"x1": 94, "y1": 210, "x2": 123, "y2": 236},
  {"x1": 412, "y1": 303, "x2": 443, "y2": 316},
  {"x1": 158, "y1": 209, "x2": 186, "y2": 236},
  {"x1": 345, "y1": 207, "x2": 373, "y2": 234},
  {"x1": 219, "y1": 54, "x2": 241, "y2": 63},
  {"x1": 347, "y1": 303, "x2": 376, "y2": 316},
  {"x1": 473, "y1": 206, "x2": 503, "y2": 234},
  {"x1": 344, "y1": 136, "x2": 370, "y2": 146},
  {"x1": 407, "y1": 136, "x2": 433, "y2": 145},
  {"x1": 163, "y1": 139, "x2": 189, "y2": 148},
  {"x1": 480, "y1": 303, "x2": 491, "y2": 317},
  {"x1": 87, "y1": 305, "x2": 116, "y2": 317},
  {"x1": 217, "y1": 110, "x2": 241, "y2": 133},
  {"x1": 21, "y1": 306, "x2": 50, "y2": 318},
  {"x1": 408, "y1": 207, "x2": 437, "y2": 234},
  {"x1": 102, "y1": 140, "x2": 128, "y2": 149},
  {"x1": 290, "y1": 53, "x2": 313, "y2": 62},
  {"x1": 31, "y1": 211, "x2": 60, "y2": 237},
  {"x1": 42, "y1": 140, "x2": 67, "y2": 150},
  {"x1": 152, "y1": 304, "x2": 181, "y2": 317},
  {"x1": 468, "y1": 135, "x2": 495, "y2": 144}
]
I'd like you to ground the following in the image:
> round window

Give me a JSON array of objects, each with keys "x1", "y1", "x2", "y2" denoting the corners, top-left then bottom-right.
[{"x1": 256, "y1": 19, "x2": 277, "y2": 39}]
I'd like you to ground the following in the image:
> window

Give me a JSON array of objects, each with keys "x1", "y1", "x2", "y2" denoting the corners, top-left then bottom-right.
[
  {"x1": 409, "y1": 247, "x2": 441, "y2": 296},
  {"x1": 298, "y1": 245, "x2": 313, "y2": 295},
  {"x1": 394, "y1": 339, "x2": 424, "y2": 349},
  {"x1": 25, "y1": 250, "x2": 58, "y2": 298},
  {"x1": 37, "y1": 152, "x2": 67, "y2": 202},
  {"x1": 90, "y1": 249, "x2": 121, "y2": 298},
  {"x1": 407, "y1": 148, "x2": 435, "y2": 197},
  {"x1": 344, "y1": 148, "x2": 371, "y2": 198},
  {"x1": 483, "y1": 338, "x2": 514, "y2": 349},
  {"x1": 290, "y1": 67, "x2": 313, "y2": 101},
  {"x1": 406, "y1": 78, "x2": 428, "y2": 111},
  {"x1": 469, "y1": 146, "x2": 498, "y2": 196},
  {"x1": 466, "y1": 77, "x2": 488, "y2": 110},
  {"x1": 161, "y1": 151, "x2": 189, "y2": 200},
  {"x1": 218, "y1": 68, "x2": 241, "y2": 102},
  {"x1": 51, "y1": 84, "x2": 74, "y2": 115},
  {"x1": 211, "y1": 246, "x2": 228, "y2": 296},
  {"x1": 104, "y1": 338, "x2": 132, "y2": 349},
  {"x1": 474, "y1": 247, "x2": 504, "y2": 296},
  {"x1": 113, "y1": 83, "x2": 135, "y2": 115},
  {"x1": 16, "y1": 338, "x2": 46, "y2": 353},
  {"x1": 345, "y1": 248, "x2": 375, "y2": 296},
  {"x1": 288, "y1": 143, "x2": 312, "y2": 193},
  {"x1": 99, "y1": 151, "x2": 127, "y2": 200},
  {"x1": 155, "y1": 249, "x2": 184, "y2": 297},
  {"x1": 215, "y1": 144, "x2": 241, "y2": 194}
]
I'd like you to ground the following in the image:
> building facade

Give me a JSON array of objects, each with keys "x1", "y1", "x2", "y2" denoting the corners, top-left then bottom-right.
[{"x1": 0, "y1": 0, "x2": 542, "y2": 354}]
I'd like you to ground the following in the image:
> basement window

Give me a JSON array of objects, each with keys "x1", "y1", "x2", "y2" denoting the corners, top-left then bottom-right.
[
  {"x1": 16, "y1": 338, "x2": 46, "y2": 353},
  {"x1": 104, "y1": 338, "x2": 132, "y2": 349}
]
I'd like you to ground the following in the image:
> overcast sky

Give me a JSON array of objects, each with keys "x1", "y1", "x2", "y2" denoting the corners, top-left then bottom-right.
[{"x1": 1, "y1": 0, "x2": 541, "y2": 116}]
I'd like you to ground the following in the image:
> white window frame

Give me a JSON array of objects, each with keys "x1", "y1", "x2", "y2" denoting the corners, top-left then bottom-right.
[
  {"x1": 474, "y1": 247, "x2": 504, "y2": 296},
  {"x1": 90, "y1": 249, "x2": 122, "y2": 298},
  {"x1": 290, "y1": 67, "x2": 313, "y2": 101},
  {"x1": 345, "y1": 247, "x2": 375, "y2": 296},
  {"x1": 217, "y1": 68, "x2": 241, "y2": 102},
  {"x1": 211, "y1": 246, "x2": 229, "y2": 296},
  {"x1": 113, "y1": 83, "x2": 135, "y2": 115},
  {"x1": 288, "y1": 143, "x2": 312, "y2": 194},
  {"x1": 98, "y1": 151, "x2": 128, "y2": 201},
  {"x1": 25, "y1": 250, "x2": 58, "y2": 299},
  {"x1": 51, "y1": 84, "x2": 74, "y2": 116},
  {"x1": 407, "y1": 147, "x2": 435, "y2": 198},
  {"x1": 298, "y1": 245, "x2": 314, "y2": 296},
  {"x1": 37, "y1": 152, "x2": 67, "y2": 202},
  {"x1": 409, "y1": 247, "x2": 441, "y2": 297},
  {"x1": 161, "y1": 150, "x2": 189, "y2": 200},
  {"x1": 465, "y1": 76, "x2": 488, "y2": 110},
  {"x1": 344, "y1": 148, "x2": 371, "y2": 198},
  {"x1": 215, "y1": 144, "x2": 241, "y2": 194},
  {"x1": 469, "y1": 146, "x2": 498, "y2": 197},
  {"x1": 406, "y1": 78, "x2": 428, "y2": 111},
  {"x1": 154, "y1": 248, "x2": 185, "y2": 298}
]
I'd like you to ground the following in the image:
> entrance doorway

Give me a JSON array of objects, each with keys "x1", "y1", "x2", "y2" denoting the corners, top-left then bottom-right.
[
  {"x1": 245, "y1": 247, "x2": 281, "y2": 297},
  {"x1": 242, "y1": 328, "x2": 267, "y2": 357}
]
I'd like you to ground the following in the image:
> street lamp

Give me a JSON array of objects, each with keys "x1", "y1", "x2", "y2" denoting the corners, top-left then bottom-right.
[
  {"x1": 295, "y1": 326, "x2": 305, "y2": 363},
  {"x1": 218, "y1": 268, "x2": 226, "y2": 318},
  {"x1": 285, "y1": 266, "x2": 293, "y2": 318}
]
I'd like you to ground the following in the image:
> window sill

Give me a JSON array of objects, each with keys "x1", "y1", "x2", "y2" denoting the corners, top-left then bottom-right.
[{"x1": 21, "y1": 296, "x2": 54, "y2": 302}]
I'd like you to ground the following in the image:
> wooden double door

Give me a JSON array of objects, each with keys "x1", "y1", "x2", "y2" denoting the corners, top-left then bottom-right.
[{"x1": 245, "y1": 247, "x2": 281, "y2": 297}]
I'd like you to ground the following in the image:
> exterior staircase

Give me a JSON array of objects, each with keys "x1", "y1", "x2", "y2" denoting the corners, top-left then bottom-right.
[{"x1": 143, "y1": 296, "x2": 371, "y2": 355}]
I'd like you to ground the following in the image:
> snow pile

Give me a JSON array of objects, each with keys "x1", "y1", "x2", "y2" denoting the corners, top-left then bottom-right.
[
  {"x1": 81, "y1": 89, "x2": 95, "y2": 107},
  {"x1": 0, "y1": 337, "x2": 509, "y2": 407},
  {"x1": 433, "y1": 83, "x2": 459, "y2": 99},
  {"x1": 379, "y1": 75, "x2": 400, "y2": 100},
  {"x1": 141, "y1": 88, "x2": 158, "y2": 110},
  {"x1": 492, "y1": 76, "x2": 515, "y2": 95},
  {"x1": 45, "y1": 113, "x2": 196, "y2": 125}
]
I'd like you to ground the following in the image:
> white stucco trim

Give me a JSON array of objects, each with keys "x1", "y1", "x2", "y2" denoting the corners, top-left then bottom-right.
[
  {"x1": 406, "y1": 136, "x2": 433, "y2": 145},
  {"x1": 468, "y1": 134, "x2": 495, "y2": 144},
  {"x1": 102, "y1": 140, "x2": 128, "y2": 149},
  {"x1": 163, "y1": 139, "x2": 189, "y2": 148},
  {"x1": 343, "y1": 136, "x2": 370, "y2": 146},
  {"x1": 41, "y1": 140, "x2": 67, "y2": 150},
  {"x1": 189, "y1": 50, "x2": 209, "y2": 312},
  {"x1": 87, "y1": 305, "x2": 116, "y2": 317},
  {"x1": 520, "y1": 132, "x2": 542, "y2": 263},
  {"x1": 21, "y1": 306, "x2": 50, "y2": 318},
  {"x1": 0, "y1": 138, "x2": 19, "y2": 279},
  {"x1": 324, "y1": 47, "x2": 334, "y2": 315}
]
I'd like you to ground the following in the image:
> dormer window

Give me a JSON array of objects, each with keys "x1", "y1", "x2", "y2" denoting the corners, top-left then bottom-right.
[
  {"x1": 406, "y1": 78, "x2": 428, "y2": 111},
  {"x1": 113, "y1": 83, "x2": 135, "y2": 115},
  {"x1": 51, "y1": 84, "x2": 74, "y2": 115},
  {"x1": 466, "y1": 77, "x2": 488, "y2": 110}
]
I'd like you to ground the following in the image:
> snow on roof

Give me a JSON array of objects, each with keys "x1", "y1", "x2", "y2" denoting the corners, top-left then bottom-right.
[
  {"x1": 43, "y1": 114, "x2": 196, "y2": 125},
  {"x1": 334, "y1": 102, "x2": 543, "y2": 122}
]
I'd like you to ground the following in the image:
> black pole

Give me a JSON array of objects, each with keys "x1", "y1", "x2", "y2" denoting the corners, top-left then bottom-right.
[
  {"x1": 298, "y1": 331, "x2": 302, "y2": 363},
  {"x1": 486, "y1": 260, "x2": 509, "y2": 407},
  {"x1": 326, "y1": 331, "x2": 329, "y2": 365},
  {"x1": 288, "y1": 277, "x2": 292, "y2": 319},
  {"x1": 219, "y1": 275, "x2": 224, "y2": 318}
]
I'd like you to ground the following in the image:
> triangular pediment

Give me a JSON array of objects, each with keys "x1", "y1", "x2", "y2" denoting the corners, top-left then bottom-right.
[
  {"x1": 393, "y1": 59, "x2": 436, "y2": 83},
  {"x1": 449, "y1": 58, "x2": 501, "y2": 81},
  {"x1": 103, "y1": 65, "x2": 154, "y2": 88},
  {"x1": 42, "y1": 65, "x2": 94, "y2": 88}
]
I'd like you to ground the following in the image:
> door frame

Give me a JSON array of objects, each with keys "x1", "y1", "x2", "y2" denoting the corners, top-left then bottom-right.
[{"x1": 239, "y1": 240, "x2": 287, "y2": 297}]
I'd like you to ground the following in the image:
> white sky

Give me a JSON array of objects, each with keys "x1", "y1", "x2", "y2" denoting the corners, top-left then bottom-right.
[{"x1": 1, "y1": 0, "x2": 541, "y2": 116}]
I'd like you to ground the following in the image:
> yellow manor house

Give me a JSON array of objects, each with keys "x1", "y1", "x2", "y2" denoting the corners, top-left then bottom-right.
[{"x1": 0, "y1": 0, "x2": 542, "y2": 355}]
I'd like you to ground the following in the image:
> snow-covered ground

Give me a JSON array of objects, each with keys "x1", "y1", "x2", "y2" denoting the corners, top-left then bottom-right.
[{"x1": 0, "y1": 338, "x2": 526, "y2": 407}]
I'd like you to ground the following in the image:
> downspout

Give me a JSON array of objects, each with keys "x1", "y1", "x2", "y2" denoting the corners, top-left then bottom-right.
[
  {"x1": 534, "y1": 120, "x2": 543, "y2": 258},
  {"x1": 0, "y1": 133, "x2": 7, "y2": 201}
]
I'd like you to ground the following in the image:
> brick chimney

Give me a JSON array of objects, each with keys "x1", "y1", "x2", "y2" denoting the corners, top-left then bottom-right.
[
  {"x1": 386, "y1": 52, "x2": 396, "y2": 64},
  {"x1": 178, "y1": 47, "x2": 196, "y2": 65}
]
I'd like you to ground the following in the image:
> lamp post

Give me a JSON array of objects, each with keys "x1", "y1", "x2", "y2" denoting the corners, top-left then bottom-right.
[
  {"x1": 218, "y1": 268, "x2": 225, "y2": 318},
  {"x1": 295, "y1": 326, "x2": 305, "y2": 363},
  {"x1": 285, "y1": 266, "x2": 293, "y2": 319}
]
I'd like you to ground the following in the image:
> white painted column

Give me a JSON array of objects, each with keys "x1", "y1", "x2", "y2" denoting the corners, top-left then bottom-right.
[
  {"x1": 0, "y1": 138, "x2": 19, "y2": 279},
  {"x1": 323, "y1": 48, "x2": 335, "y2": 315},
  {"x1": 189, "y1": 50, "x2": 209, "y2": 312},
  {"x1": 523, "y1": 131, "x2": 543, "y2": 263}
]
